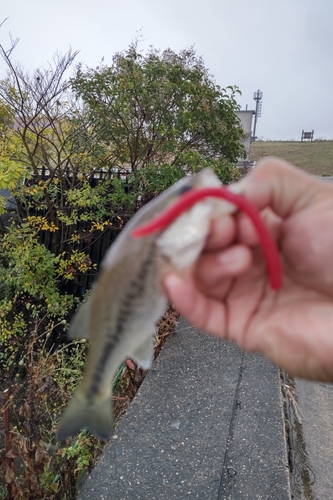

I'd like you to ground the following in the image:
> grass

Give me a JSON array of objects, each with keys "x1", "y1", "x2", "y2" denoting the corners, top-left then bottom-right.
[{"x1": 250, "y1": 140, "x2": 333, "y2": 176}]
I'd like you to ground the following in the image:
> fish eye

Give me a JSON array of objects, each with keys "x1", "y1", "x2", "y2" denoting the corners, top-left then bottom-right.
[{"x1": 178, "y1": 185, "x2": 193, "y2": 195}]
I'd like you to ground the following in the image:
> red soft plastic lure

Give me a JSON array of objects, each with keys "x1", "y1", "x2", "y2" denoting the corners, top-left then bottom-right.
[{"x1": 131, "y1": 187, "x2": 282, "y2": 290}]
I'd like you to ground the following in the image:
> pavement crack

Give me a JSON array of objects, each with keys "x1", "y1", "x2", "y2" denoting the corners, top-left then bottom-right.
[{"x1": 281, "y1": 372, "x2": 317, "y2": 500}]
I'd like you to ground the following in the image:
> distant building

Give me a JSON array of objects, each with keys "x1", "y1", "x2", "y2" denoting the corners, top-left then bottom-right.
[{"x1": 235, "y1": 110, "x2": 256, "y2": 167}]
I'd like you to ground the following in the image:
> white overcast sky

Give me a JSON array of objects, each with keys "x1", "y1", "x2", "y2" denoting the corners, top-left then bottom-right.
[{"x1": 1, "y1": 0, "x2": 332, "y2": 140}]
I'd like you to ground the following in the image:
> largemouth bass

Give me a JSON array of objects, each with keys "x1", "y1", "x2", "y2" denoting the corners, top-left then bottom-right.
[{"x1": 57, "y1": 168, "x2": 232, "y2": 441}]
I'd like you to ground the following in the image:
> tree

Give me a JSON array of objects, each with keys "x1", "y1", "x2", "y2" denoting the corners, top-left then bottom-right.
[
  {"x1": 0, "y1": 43, "x2": 122, "y2": 372},
  {"x1": 0, "y1": 40, "x2": 246, "y2": 367},
  {"x1": 71, "y1": 43, "x2": 245, "y2": 195}
]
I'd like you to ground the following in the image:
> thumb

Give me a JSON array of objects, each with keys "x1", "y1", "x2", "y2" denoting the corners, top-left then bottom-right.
[{"x1": 237, "y1": 157, "x2": 326, "y2": 218}]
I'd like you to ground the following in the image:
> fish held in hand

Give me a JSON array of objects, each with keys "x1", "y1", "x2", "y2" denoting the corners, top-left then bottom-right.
[
  {"x1": 57, "y1": 168, "x2": 229, "y2": 441},
  {"x1": 57, "y1": 168, "x2": 282, "y2": 440}
]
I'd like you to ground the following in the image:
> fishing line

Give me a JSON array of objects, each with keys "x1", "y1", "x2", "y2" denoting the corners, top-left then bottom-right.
[{"x1": 217, "y1": 351, "x2": 245, "y2": 500}]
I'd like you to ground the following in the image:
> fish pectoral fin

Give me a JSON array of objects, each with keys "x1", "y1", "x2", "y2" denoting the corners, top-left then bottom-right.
[
  {"x1": 130, "y1": 335, "x2": 154, "y2": 370},
  {"x1": 68, "y1": 299, "x2": 91, "y2": 339},
  {"x1": 57, "y1": 391, "x2": 113, "y2": 441}
]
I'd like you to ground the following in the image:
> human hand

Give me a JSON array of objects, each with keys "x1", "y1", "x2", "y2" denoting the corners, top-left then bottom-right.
[{"x1": 164, "y1": 157, "x2": 333, "y2": 382}]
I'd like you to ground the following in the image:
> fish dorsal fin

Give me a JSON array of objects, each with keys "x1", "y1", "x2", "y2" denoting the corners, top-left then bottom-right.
[
  {"x1": 68, "y1": 298, "x2": 92, "y2": 339},
  {"x1": 130, "y1": 335, "x2": 154, "y2": 370}
]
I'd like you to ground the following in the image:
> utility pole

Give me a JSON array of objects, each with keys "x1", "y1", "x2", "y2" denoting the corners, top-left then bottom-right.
[{"x1": 252, "y1": 89, "x2": 263, "y2": 141}]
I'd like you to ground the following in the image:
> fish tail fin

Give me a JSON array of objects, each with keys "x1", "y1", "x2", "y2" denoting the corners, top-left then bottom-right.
[{"x1": 57, "y1": 392, "x2": 113, "y2": 441}]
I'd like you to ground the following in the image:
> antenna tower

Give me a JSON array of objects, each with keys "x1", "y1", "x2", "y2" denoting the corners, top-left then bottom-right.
[{"x1": 252, "y1": 89, "x2": 263, "y2": 141}]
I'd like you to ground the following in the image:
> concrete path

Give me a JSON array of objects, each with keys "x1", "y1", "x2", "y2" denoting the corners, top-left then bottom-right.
[
  {"x1": 78, "y1": 318, "x2": 290, "y2": 499},
  {"x1": 292, "y1": 379, "x2": 333, "y2": 499}
]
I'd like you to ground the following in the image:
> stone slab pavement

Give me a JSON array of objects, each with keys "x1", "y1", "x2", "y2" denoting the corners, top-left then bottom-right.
[{"x1": 78, "y1": 317, "x2": 290, "y2": 499}]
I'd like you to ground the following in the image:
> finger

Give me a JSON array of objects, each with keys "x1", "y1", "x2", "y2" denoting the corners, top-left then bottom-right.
[
  {"x1": 163, "y1": 272, "x2": 228, "y2": 339},
  {"x1": 237, "y1": 208, "x2": 282, "y2": 246},
  {"x1": 237, "y1": 157, "x2": 330, "y2": 217},
  {"x1": 195, "y1": 244, "x2": 252, "y2": 295},
  {"x1": 204, "y1": 214, "x2": 236, "y2": 251}
]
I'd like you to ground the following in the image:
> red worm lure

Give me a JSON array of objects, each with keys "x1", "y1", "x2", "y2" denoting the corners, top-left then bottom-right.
[{"x1": 131, "y1": 186, "x2": 282, "y2": 290}]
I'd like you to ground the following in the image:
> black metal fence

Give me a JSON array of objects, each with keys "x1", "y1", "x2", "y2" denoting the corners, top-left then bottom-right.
[
  {"x1": 57, "y1": 224, "x2": 121, "y2": 299},
  {"x1": 2, "y1": 168, "x2": 132, "y2": 300}
]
